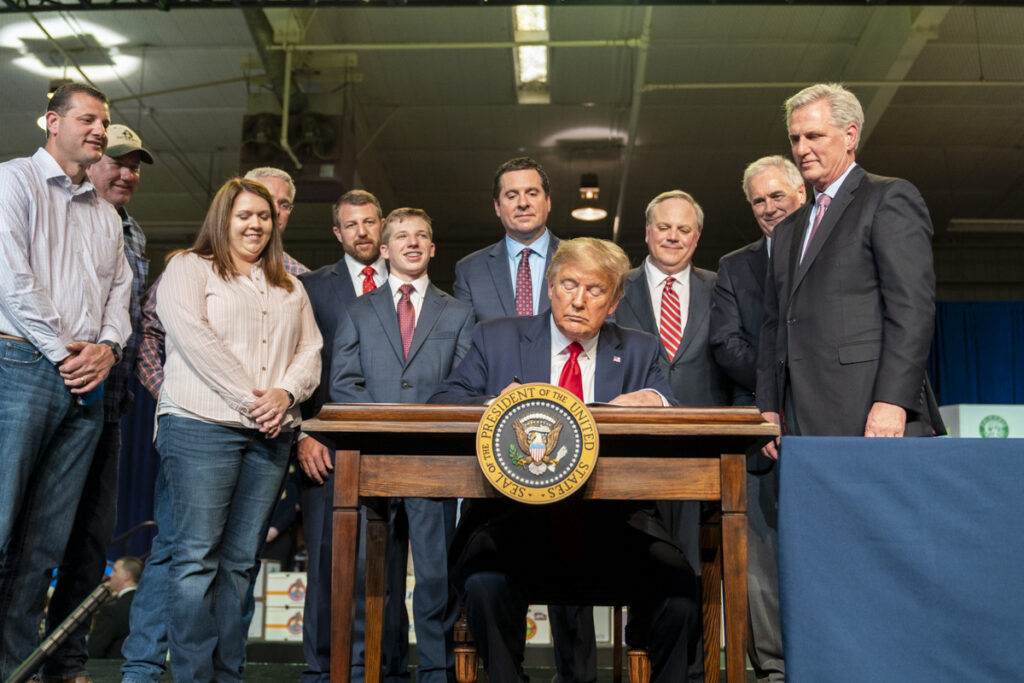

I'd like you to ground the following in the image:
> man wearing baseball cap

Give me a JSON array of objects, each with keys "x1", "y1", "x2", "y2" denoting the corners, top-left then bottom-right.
[{"x1": 40, "y1": 123, "x2": 154, "y2": 683}]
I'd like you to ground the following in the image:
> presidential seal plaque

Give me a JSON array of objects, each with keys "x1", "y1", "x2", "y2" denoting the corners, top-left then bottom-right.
[{"x1": 476, "y1": 382, "x2": 599, "y2": 504}]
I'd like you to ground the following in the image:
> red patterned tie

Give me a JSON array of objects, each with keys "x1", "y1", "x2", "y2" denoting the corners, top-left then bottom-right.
[
  {"x1": 397, "y1": 284, "x2": 415, "y2": 358},
  {"x1": 659, "y1": 277, "x2": 682, "y2": 359},
  {"x1": 361, "y1": 266, "x2": 377, "y2": 294},
  {"x1": 558, "y1": 342, "x2": 584, "y2": 400},
  {"x1": 801, "y1": 194, "x2": 831, "y2": 262},
  {"x1": 514, "y1": 248, "x2": 533, "y2": 316}
]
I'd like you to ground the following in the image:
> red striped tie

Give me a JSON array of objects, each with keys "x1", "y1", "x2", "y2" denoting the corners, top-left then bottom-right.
[
  {"x1": 659, "y1": 276, "x2": 682, "y2": 358},
  {"x1": 397, "y1": 284, "x2": 415, "y2": 358}
]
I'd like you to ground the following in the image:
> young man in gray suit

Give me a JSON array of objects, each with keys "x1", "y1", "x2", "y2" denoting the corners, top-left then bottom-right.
[
  {"x1": 614, "y1": 190, "x2": 731, "y2": 683},
  {"x1": 331, "y1": 208, "x2": 475, "y2": 683}
]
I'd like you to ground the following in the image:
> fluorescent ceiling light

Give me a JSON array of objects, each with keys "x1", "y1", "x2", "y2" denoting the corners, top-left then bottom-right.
[
  {"x1": 515, "y1": 6, "x2": 547, "y2": 32},
  {"x1": 0, "y1": 19, "x2": 139, "y2": 82},
  {"x1": 513, "y1": 6, "x2": 549, "y2": 105}
]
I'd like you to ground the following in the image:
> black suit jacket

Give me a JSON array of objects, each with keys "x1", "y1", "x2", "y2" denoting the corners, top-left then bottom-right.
[
  {"x1": 88, "y1": 589, "x2": 135, "y2": 659},
  {"x1": 710, "y1": 238, "x2": 769, "y2": 406},
  {"x1": 615, "y1": 265, "x2": 731, "y2": 407},
  {"x1": 756, "y1": 165, "x2": 940, "y2": 436}
]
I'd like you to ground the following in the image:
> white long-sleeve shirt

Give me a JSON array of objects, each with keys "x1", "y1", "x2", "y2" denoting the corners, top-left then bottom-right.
[{"x1": 0, "y1": 148, "x2": 132, "y2": 362}]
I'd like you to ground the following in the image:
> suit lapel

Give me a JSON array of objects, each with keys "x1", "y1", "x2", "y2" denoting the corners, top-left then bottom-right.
[
  {"x1": 594, "y1": 324, "x2": 625, "y2": 402},
  {"x1": 537, "y1": 233, "x2": 560, "y2": 315},
  {"x1": 520, "y1": 315, "x2": 552, "y2": 383},
  {"x1": 329, "y1": 261, "x2": 357, "y2": 303},
  {"x1": 369, "y1": 284, "x2": 407, "y2": 365},
  {"x1": 674, "y1": 269, "x2": 710, "y2": 361},
  {"x1": 747, "y1": 238, "x2": 768, "y2": 296},
  {"x1": 622, "y1": 267, "x2": 658, "y2": 334},
  {"x1": 404, "y1": 284, "x2": 444, "y2": 365},
  {"x1": 486, "y1": 241, "x2": 516, "y2": 318},
  {"x1": 793, "y1": 166, "x2": 865, "y2": 292}
]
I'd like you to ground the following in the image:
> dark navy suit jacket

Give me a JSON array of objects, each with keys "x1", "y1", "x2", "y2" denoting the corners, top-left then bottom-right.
[
  {"x1": 452, "y1": 233, "x2": 560, "y2": 322},
  {"x1": 615, "y1": 265, "x2": 731, "y2": 407},
  {"x1": 429, "y1": 315, "x2": 679, "y2": 594},
  {"x1": 709, "y1": 238, "x2": 769, "y2": 406},
  {"x1": 298, "y1": 259, "x2": 359, "y2": 419}
]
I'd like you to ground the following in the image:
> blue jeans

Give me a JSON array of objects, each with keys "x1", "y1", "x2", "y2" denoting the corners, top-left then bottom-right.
[
  {"x1": 157, "y1": 415, "x2": 289, "y2": 682},
  {"x1": 42, "y1": 419, "x2": 122, "y2": 679},
  {"x1": 121, "y1": 464, "x2": 173, "y2": 683},
  {"x1": 0, "y1": 339, "x2": 103, "y2": 679}
]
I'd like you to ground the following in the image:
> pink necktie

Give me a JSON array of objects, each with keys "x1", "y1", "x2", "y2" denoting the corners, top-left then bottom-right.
[
  {"x1": 361, "y1": 266, "x2": 377, "y2": 294},
  {"x1": 659, "y1": 277, "x2": 682, "y2": 359},
  {"x1": 397, "y1": 284, "x2": 415, "y2": 358},
  {"x1": 514, "y1": 248, "x2": 533, "y2": 316},
  {"x1": 558, "y1": 342, "x2": 584, "y2": 400},
  {"x1": 801, "y1": 194, "x2": 831, "y2": 262}
]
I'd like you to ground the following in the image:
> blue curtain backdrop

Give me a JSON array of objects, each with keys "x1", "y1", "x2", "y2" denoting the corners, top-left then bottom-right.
[{"x1": 928, "y1": 301, "x2": 1024, "y2": 406}]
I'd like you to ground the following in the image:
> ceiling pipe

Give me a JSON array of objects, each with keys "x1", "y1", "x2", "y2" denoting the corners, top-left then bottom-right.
[
  {"x1": 611, "y1": 6, "x2": 653, "y2": 244},
  {"x1": 242, "y1": 7, "x2": 307, "y2": 112},
  {"x1": 280, "y1": 47, "x2": 302, "y2": 171},
  {"x1": 643, "y1": 79, "x2": 1024, "y2": 91},
  {"x1": 268, "y1": 38, "x2": 640, "y2": 51}
]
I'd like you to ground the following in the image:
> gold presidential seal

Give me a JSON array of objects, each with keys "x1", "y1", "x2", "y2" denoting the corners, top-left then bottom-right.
[{"x1": 476, "y1": 382, "x2": 599, "y2": 504}]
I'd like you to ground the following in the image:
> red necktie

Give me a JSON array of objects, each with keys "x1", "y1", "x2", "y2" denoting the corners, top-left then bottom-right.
[
  {"x1": 397, "y1": 284, "x2": 415, "y2": 358},
  {"x1": 801, "y1": 194, "x2": 831, "y2": 262},
  {"x1": 514, "y1": 248, "x2": 533, "y2": 316},
  {"x1": 558, "y1": 342, "x2": 584, "y2": 401},
  {"x1": 361, "y1": 266, "x2": 377, "y2": 294},
  {"x1": 659, "y1": 277, "x2": 682, "y2": 359}
]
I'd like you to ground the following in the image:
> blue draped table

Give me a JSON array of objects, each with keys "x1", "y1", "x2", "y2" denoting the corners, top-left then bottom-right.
[{"x1": 778, "y1": 436, "x2": 1024, "y2": 682}]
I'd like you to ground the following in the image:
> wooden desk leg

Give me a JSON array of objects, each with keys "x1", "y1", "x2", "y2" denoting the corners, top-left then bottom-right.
[
  {"x1": 700, "y1": 517, "x2": 723, "y2": 683},
  {"x1": 719, "y1": 452, "x2": 748, "y2": 683},
  {"x1": 332, "y1": 450, "x2": 362, "y2": 683},
  {"x1": 364, "y1": 501, "x2": 389, "y2": 683}
]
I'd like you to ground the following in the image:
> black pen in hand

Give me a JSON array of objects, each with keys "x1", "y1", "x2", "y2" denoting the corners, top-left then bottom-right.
[{"x1": 512, "y1": 376, "x2": 522, "y2": 384}]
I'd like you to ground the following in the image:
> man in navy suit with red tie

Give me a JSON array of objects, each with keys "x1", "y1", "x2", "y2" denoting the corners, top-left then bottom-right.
[{"x1": 431, "y1": 238, "x2": 700, "y2": 683}]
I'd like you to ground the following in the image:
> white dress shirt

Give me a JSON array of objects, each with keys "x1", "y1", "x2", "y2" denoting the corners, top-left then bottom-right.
[
  {"x1": 645, "y1": 258, "x2": 691, "y2": 338},
  {"x1": 0, "y1": 148, "x2": 132, "y2": 362},
  {"x1": 547, "y1": 318, "x2": 668, "y2": 406},
  {"x1": 345, "y1": 254, "x2": 387, "y2": 293},
  {"x1": 387, "y1": 273, "x2": 430, "y2": 324}
]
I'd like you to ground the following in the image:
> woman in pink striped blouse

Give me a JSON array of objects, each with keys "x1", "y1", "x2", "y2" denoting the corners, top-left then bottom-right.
[{"x1": 151, "y1": 177, "x2": 322, "y2": 681}]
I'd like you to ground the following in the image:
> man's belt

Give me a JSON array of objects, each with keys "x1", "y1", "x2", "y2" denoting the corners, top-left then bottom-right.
[{"x1": 0, "y1": 333, "x2": 29, "y2": 343}]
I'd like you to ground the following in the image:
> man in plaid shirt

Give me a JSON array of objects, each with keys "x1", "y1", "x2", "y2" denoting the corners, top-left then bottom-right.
[
  {"x1": 120, "y1": 167, "x2": 308, "y2": 683},
  {"x1": 40, "y1": 124, "x2": 153, "y2": 683}
]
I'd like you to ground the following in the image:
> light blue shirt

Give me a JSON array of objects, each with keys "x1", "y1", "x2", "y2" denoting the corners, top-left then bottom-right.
[
  {"x1": 505, "y1": 230, "x2": 551, "y2": 315},
  {"x1": 800, "y1": 162, "x2": 858, "y2": 259}
]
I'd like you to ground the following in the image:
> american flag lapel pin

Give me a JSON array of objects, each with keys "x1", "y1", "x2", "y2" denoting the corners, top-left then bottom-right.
[{"x1": 612, "y1": 355, "x2": 622, "y2": 363}]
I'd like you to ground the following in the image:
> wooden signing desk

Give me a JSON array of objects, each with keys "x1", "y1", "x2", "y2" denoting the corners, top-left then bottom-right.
[{"x1": 304, "y1": 404, "x2": 777, "y2": 683}]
